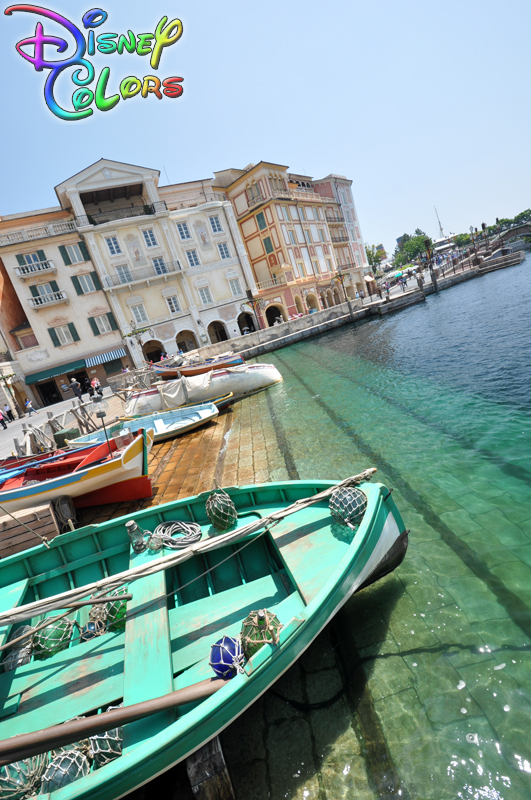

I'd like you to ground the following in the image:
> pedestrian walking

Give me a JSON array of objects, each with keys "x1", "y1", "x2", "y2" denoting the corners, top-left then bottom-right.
[
  {"x1": 3, "y1": 404, "x2": 14, "y2": 422},
  {"x1": 91, "y1": 377, "x2": 103, "y2": 397},
  {"x1": 70, "y1": 378, "x2": 82, "y2": 400},
  {"x1": 0, "y1": 411, "x2": 6, "y2": 430},
  {"x1": 24, "y1": 399, "x2": 38, "y2": 416}
]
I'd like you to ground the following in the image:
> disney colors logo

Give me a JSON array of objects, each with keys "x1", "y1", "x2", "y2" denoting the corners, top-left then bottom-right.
[{"x1": 5, "y1": 5, "x2": 183, "y2": 121}]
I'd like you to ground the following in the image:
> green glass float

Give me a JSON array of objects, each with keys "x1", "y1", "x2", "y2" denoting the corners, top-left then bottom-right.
[
  {"x1": 90, "y1": 587, "x2": 128, "y2": 632},
  {"x1": 89, "y1": 704, "x2": 124, "y2": 768},
  {"x1": 33, "y1": 617, "x2": 73, "y2": 661},
  {"x1": 0, "y1": 753, "x2": 48, "y2": 800},
  {"x1": 240, "y1": 608, "x2": 283, "y2": 659},
  {"x1": 40, "y1": 751, "x2": 90, "y2": 793},
  {"x1": 3, "y1": 626, "x2": 34, "y2": 673},
  {"x1": 329, "y1": 486, "x2": 367, "y2": 528},
  {"x1": 205, "y1": 485, "x2": 238, "y2": 532}
]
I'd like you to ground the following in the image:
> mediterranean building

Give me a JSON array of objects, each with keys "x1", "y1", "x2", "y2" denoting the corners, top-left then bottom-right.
[
  {"x1": 211, "y1": 162, "x2": 369, "y2": 325},
  {"x1": 0, "y1": 205, "x2": 131, "y2": 408},
  {"x1": 55, "y1": 159, "x2": 256, "y2": 368}
]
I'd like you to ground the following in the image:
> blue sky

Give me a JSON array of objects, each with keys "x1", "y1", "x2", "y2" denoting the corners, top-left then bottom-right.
[{"x1": 1, "y1": 0, "x2": 529, "y2": 256}]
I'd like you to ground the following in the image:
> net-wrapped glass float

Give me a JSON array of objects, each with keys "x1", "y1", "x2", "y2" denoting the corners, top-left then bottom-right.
[
  {"x1": 209, "y1": 635, "x2": 244, "y2": 679},
  {"x1": 33, "y1": 617, "x2": 73, "y2": 661},
  {"x1": 329, "y1": 486, "x2": 367, "y2": 528},
  {"x1": 205, "y1": 487, "x2": 238, "y2": 531},
  {"x1": 0, "y1": 754, "x2": 48, "y2": 800},
  {"x1": 79, "y1": 620, "x2": 106, "y2": 642},
  {"x1": 89, "y1": 704, "x2": 123, "y2": 768},
  {"x1": 3, "y1": 626, "x2": 34, "y2": 673},
  {"x1": 40, "y1": 751, "x2": 90, "y2": 793},
  {"x1": 240, "y1": 609, "x2": 283, "y2": 659}
]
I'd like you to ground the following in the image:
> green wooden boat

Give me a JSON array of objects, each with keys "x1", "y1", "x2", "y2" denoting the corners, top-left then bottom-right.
[{"x1": 0, "y1": 471, "x2": 408, "y2": 799}]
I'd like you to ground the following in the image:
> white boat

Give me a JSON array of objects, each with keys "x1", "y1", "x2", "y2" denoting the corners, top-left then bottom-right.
[
  {"x1": 67, "y1": 404, "x2": 219, "y2": 448},
  {"x1": 125, "y1": 364, "x2": 283, "y2": 417}
]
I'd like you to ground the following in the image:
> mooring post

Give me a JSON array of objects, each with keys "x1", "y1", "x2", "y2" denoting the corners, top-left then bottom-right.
[{"x1": 186, "y1": 736, "x2": 235, "y2": 800}]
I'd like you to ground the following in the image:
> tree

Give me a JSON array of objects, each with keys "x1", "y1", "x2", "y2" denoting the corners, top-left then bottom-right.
[
  {"x1": 393, "y1": 232, "x2": 431, "y2": 267},
  {"x1": 365, "y1": 244, "x2": 383, "y2": 274}
]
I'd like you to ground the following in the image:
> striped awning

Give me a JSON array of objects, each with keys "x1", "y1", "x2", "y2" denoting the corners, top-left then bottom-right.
[{"x1": 86, "y1": 348, "x2": 126, "y2": 368}]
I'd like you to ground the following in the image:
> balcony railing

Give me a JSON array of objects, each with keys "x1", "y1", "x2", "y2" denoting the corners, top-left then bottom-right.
[
  {"x1": 255, "y1": 275, "x2": 287, "y2": 291},
  {"x1": 104, "y1": 259, "x2": 182, "y2": 288},
  {"x1": 326, "y1": 214, "x2": 345, "y2": 224},
  {"x1": 0, "y1": 221, "x2": 76, "y2": 247},
  {"x1": 331, "y1": 234, "x2": 349, "y2": 243},
  {"x1": 28, "y1": 290, "x2": 68, "y2": 308},
  {"x1": 75, "y1": 201, "x2": 168, "y2": 227},
  {"x1": 15, "y1": 259, "x2": 57, "y2": 279},
  {"x1": 247, "y1": 194, "x2": 266, "y2": 208}
]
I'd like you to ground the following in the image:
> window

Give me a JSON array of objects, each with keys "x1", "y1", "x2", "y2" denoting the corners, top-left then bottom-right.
[
  {"x1": 131, "y1": 304, "x2": 148, "y2": 324},
  {"x1": 304, "y1": 230, "x2": 311, "y2": 244},
  {"x1": 263, "y1": 236, "x2": 274, "y2": 254},
  {"x1": 312, "y1": 260, "x2": 319, "y2": 274},
  {"x1": 218, "y1": 242, "x2": 231, "y2": 260},
  {"x1": 78, "y1": 273, "x2": 96, "y2": 293},
  {"x1": 299, "y1": 207, "x2": 306, "y2": 221},
  {"x1": 326, "y1": 259, "x2": 332, "y2": 272},
  {"x1": 306, "y1": 207, "x2": 314, "y2": 221},
  {"x1": 152, "y1": 257, "x2": 167, "y2": 275},
  {"x1": 66, "y1": 243, "x2": 84, "y2": 263},
  {"x1": 166, "y1": 295, "x2": 181, "y2": 314},
  {"x1": 176, "y1": 222, "x2": 191, "y2": 240},
  {"x1": 23, "y1": 253, "x2": 41, "y2": 267},
  {"x1": 228, "y1": 277, "x2": 242, "y2": 297},
  {"x1": 356, "y1": 253, "x2": 361, "y2": 266},
  {"x1": 142, "y1": 229, "x2": 157, "y2": 248},
  {"x1": 288, "y1": 230, "x2": 296, "y2": 245},
  {"x1": 117, "y1": 265, "x2": 133, "y2": 283},
  {"x1": 93, "y1": 314, "x2": 112, "y2": 334},
  {"x1": 209, "y1": 216, "x2": 222, "y2": 234},
  {"x1": 36, "y1": 283, "x2": 54, "y2": 296},
  {"x1": 105, "y1": 236, "x2": 122, "y2": 256},
  {"x1": 282, "y1": 206, "x2": 290, "y2": 221},
  {"x1": 256, "y1": 211, "x2": 266, "y2": 231},
  {"x1": 54, "y1": 325, "x2": 74, "y2": 345},
  {"x1": 315, "y1": 208, "x2": 322, "y2": 221},
  {"x1": 198, "y1": 286, "x2": 213, "y2": 305},
  {"x1": 345, "y1": 209, "x2": 352, "y2": 223},
  {"x1": 186, "y1": 249, "x2": 200, "y2": 267},
  {"x1": 319, "y1": 229, "x2": 326, "y2": 242},
  {"x1": 247, "y1": 183, "x2": 262, "y2": 203}
]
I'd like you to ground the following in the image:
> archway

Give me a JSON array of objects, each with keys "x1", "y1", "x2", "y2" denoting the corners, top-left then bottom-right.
[
  {"x1": 265, "y1": 304, "x2": 286, "y2": 327},
  {"x1": 176, "y1": 330, "x2": 198, "y2": 353},
  {"x1": 306, "y1": 293, "x2": 318, "y2": 312},
  {"x1": 142, "y1": 339, "x2": 164, "y2": 363},
  {"x1": 326, "y1": 289, "x2": 334, "y2": 307},
  {"x1": 333, "y1": 288, "x2": 341, "y2": 305},
  {"x1": 346, "y1": 285, "x2": 355, "y2": 299},
  {"x1": 207, "y1": 320, "x2": 229, "y2": 344},
  {"x1": 294, "y1": 296, "x2": 304, "y2": 315},
  {"x1": 237, "y1": 312, "x2": 255, "y2": 334}
]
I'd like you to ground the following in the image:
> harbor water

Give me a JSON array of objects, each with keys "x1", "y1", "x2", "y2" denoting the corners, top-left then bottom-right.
[{"x1": 243, "y1": 255, "x2": 531, "y2": 799}]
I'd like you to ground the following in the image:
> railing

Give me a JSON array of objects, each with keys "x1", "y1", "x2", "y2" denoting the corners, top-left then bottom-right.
[
  {"x1": 326, "y1": 214, "x2": 345, "y2": 223},
  {"x1": 104, "y1": 259, "x2": 182, "y2": 288},
  {"x1": 15, "y1": 259, "x2": 57, "y2": 278},
  {"x1": 255, "y1": 275, "x2": 287, "y2": 291},
  {"x1": 75, "y1": 201, "x2": 168, "y2": 227},
  {"x1": 331, "y1": 234, "x2": 349, "y2": 243},
  {"x1": 247, "y1": 194, "x2": 266, "y2": 208},
  {"x1": 0, "y1": 221, "x2": 76, "y2": 246},
  {"x1": 28, "y1": 290, "x2": 68, "y2": 308}
]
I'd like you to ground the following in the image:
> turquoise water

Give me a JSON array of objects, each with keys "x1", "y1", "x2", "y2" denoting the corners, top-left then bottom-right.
[{"x1": 255, "y1": 256, "x2": 531, "y2": 799}]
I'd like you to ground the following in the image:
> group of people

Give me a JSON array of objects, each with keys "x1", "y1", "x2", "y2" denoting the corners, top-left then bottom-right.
[
  {"x1": 0, "y1": 403, "x2": 16, "y2": 430},
  {"x1": 62, "y1": 376, "x2": 103, "y2": 401}
]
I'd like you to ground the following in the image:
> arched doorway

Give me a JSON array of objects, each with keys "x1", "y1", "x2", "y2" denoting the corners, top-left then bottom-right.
[
  {"x1": 176, "y1": 330, "x2": 198, "y2": 353},
  {"x1": 207, "y1": 320, "x2": 229, "y2": 344},
  {"x1": 333, "y1": 288, "x2": 341, "y2": 305},
  {"x1": 326, "y1": 289, "x2": 334, "y2": 307},
  {"x1": 265, "y1": 304, "x2": 286, "y2": 327},
  {"x1": 142, "y1": 339, "x2": 164, "y2": 363},
  {"x1": 237, "y1": 312, "x2": 255, "y2": 334},
  {"x1": 306, "y1": 293, "x2": 318, "y2": 312},
  {"x1": 346, "y1": 285, "x2": 355, "y2": 299},
  {"x1": 294, "y1": 296, "x2": 304, "y2": 315}
]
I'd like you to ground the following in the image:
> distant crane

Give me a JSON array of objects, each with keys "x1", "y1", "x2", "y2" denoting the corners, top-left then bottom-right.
[{"x1": 434, "y1": 206, "x2": 444, "y2": 239}]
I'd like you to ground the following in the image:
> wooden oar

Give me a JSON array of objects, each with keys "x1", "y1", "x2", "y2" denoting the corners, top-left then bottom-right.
[{"x1": 0, "y1": 677, "x2": 227, "y2": 766}]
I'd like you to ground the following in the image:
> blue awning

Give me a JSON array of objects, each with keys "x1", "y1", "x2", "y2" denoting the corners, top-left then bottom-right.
[{"x1": 85, "y1": 348, "x2": 127, "y2": 368}]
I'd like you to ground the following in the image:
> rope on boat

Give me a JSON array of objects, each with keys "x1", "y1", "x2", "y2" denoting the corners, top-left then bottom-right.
[
  {"x1": 0, "y1": 468, "x2": 376, "y2": 627},
  {"x1": 0, "y1": 502, "x2": 51, "y2": 548}
]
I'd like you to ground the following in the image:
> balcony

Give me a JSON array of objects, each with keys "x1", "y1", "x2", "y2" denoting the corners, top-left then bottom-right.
[
  {"x1": 326, "y1": 214, "x2": 345, "y2": 224},
  {"x1": 15, "y1": 259, "x2": 57, "y2": 280},
  {"x1": 331, "y1": 234, "x2": 349, "y2": 243},
  {"x1": 0, "y1": 220, "x2": 76, "y2": 247},
  {"x1": 75, "y1": 201, "x2": 168, "y2": 227},
  {"x1": 28, "y1": 290, "x2": 68, "y2": 309},
  {"x1": 255, "y1": 275, "x2": 287, "y2": 292},
  {"x1": 247, "y1": 194, "x2": 266, "y2": 208},
  {"x1": 104, "y1": 259, "x2": 182, "y2": 288}
]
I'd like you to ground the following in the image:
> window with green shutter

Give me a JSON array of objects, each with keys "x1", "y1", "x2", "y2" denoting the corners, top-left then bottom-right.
[
  {"x1": 263, "y1": 236, "x2": 274, "y2": 254},
  {"x1": 67, "y1": 322, "x2": 80, "y2": 342},
  {"x1": 71, "y1": 275, "x2": 83, "y2": 295},
  {"x1": 36, "y1": 250, "x2": 46, "y2": 263},
  {"x1": 91, "y1": 271, "x2": 102, "y2": 290},
  {"x1": 256, "y1": 212, "x2": 266, "y2": 231},
  {"x1": 88, "y1": 317, "x2": 100, "y2": 336},
  {"x1": 79, "y1": 241, "x2": 90, "y2": 262},
  {"x1": 50, "y1": 280, "x2": 59, "y2": 293},
  {"x1": 106, "y1": 312, "x2": 118, "y2": 330},
  {"x1": 48, "y1": 328, "x2": 60, "y2": 347},
  {"x1": 59, "y1": 245, "x2": 71, "y2": 266}
]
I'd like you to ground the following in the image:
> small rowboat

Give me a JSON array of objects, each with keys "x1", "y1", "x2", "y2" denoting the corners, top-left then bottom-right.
[
  {"x1": 0, "y1": 431, "x2": 154, "y2": 512},
  {"x1": 152, "y1": 354, "x2": 245, "y2": 379},
  {"x1": 0, "y1": 470, "x2": 407, "y2": 799},
  {"x1": 66, "y1": 404, "x2": 219, "y2": 448}
]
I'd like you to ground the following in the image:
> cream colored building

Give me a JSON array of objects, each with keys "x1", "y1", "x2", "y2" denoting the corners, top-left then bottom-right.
[{"x1": 54, "y1": 160, "x2": 257, "y2": 367}]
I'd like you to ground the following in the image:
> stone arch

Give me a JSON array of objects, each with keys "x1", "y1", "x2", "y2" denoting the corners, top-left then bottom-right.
[
  {"x1": 333, "y1": 288, "x2": 341, "y2": 305},
  {"x1": 142, "y1": 339, "x2": 164, "y2": 363},
  {"x1": 265, "y1": 304, "x2": 287, "y2": 327},
  {"x1": 176, "y1": 329, "x2": 198, "y2": 353},
  {"x1": 294, "y1": 295, "x2": 304, "y2": 314},
  {"x1": 207, "y1": 320, "x2": 229, "y2": 344},
  {"x1": 326, "y1": 289, "x2": 334, "y2": 307},
  {"x1": 306, "y1": 293, "x2": 318, "y2": 311},
  {"x1": 237, "y1": 312, "x2": 256, "y2": 334}
]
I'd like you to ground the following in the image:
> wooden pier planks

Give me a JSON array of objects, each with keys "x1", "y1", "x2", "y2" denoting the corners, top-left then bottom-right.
[{"x1": 0, "y1": 504, "x2": 62, "y2": 559}]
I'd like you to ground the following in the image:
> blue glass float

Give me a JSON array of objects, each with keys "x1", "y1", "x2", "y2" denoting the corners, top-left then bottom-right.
[{"x1": 209, "y1": 635, "x2": 244, "y2": 679}]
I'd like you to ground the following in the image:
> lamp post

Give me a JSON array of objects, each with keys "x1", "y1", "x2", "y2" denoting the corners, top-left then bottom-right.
[
  {"x1": 481, "y1": 222, "x2": 489, "y2": 255},
  {"x1": 469, "y1": 226, "x2": 478, "y2": 266},
  {"x1": 424, "y1": 238, "x2": 438, "y2": 292},
  {"x1": 242, "y1": 291, "x2": 263, "y2": 330},
  {"x1": 89, "y1": 395, "x2": 111, "y2": 455},
  {"x1": 121, "y1": 325, "x2": 155, "y2": 368},
  {"x1": 333, "y1": 270, "x2": 354, "y2": 318}
]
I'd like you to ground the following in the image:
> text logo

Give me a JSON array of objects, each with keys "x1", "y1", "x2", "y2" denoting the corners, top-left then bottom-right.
[{"x1": 5, "y1": 5, "x2": 184, "y2": 121}]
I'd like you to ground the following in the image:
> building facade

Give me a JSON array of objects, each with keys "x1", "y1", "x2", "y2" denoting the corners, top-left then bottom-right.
[{"x1": 212, "y1": 162, "x2": 369, "y2": 325}]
